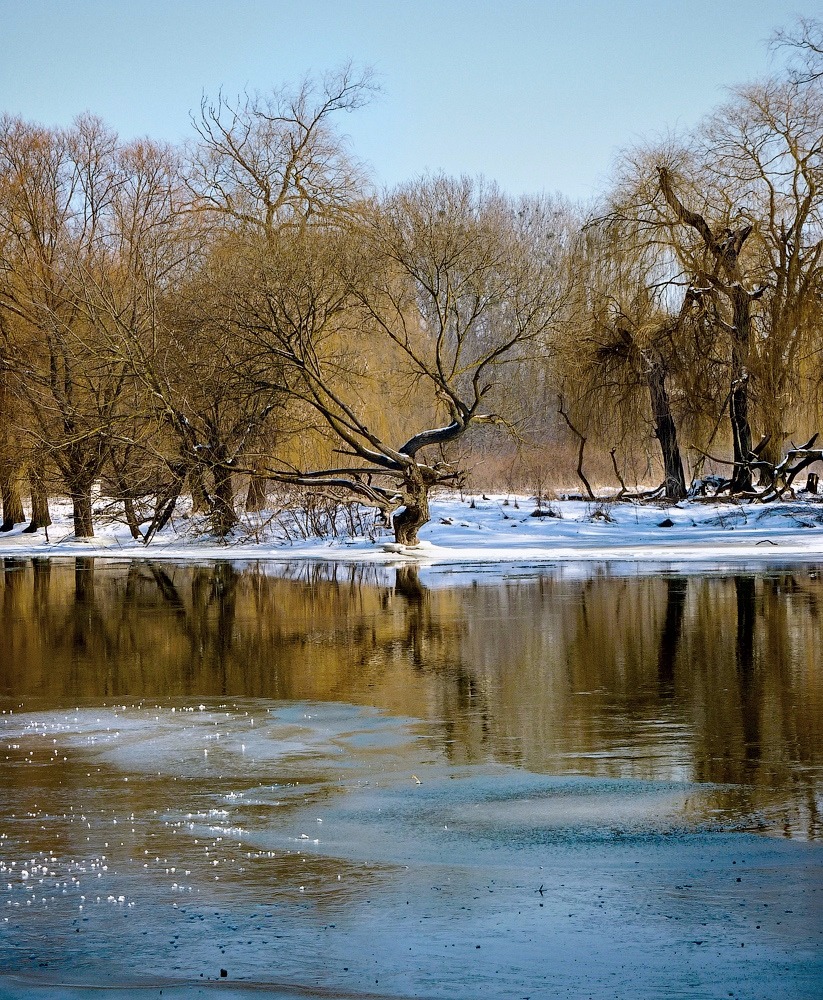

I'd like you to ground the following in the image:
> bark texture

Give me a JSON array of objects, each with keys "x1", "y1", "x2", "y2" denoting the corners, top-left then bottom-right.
[
  {"x1": 24, "y1": 462, "x2": 52, "y2": 533},
  {"x1": 1, "y1": 470, "x2": 25, "y2": 532},
  {"x1": 392, "y1": 476, "x2": 430, "y2": 546},
  {"x1": 647, "y1": 359, "x2": 686, "y2": 500}
]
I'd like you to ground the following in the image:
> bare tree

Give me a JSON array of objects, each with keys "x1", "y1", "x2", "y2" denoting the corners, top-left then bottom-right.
[
  {"x1": 233, "y1": 175, "x2": 568, "y2": 544},
  {"x1": 655, "y1": 165, "x2": 767, "y2": 492},
  {"x1": 151, "y1": 241, "x2": 288, "y2": 538},
  {"x1": 64, "y1": 135, "x2": 228, "y2": 540},
  {"x1": 573, "y1": 217, "x2": 691, "y2": 499},
  {"x1": 0, "y1": 369, "x2": 25, "y2": 530},
  {"x1": 0, "y1": 115, "x2": 129, "y2": 536},
  {"x1": 189, "y1": 64, "x2": 375, "y2": 239}
]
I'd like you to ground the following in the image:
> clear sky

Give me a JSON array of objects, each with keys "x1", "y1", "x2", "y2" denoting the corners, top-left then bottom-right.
[{"x1": 0, "y1": 0, "x2": 810, "y2": 202}]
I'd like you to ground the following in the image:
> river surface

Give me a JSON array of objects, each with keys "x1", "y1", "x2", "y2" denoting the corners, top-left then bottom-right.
[{"x1": 0, "y1": 557, "x2": 821, "y2": 999}]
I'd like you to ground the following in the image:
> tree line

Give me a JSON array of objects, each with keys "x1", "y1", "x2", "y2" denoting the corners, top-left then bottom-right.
[{"x1": 1, "y1": 22, "x2": 822, "y2": 545}]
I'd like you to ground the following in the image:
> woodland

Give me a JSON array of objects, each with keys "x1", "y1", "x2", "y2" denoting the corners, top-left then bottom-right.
[{"x1": 1, "y1": 18, "x2": 822, "y2": 545}]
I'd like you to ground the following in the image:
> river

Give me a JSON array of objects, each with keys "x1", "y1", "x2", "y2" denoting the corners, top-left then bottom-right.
[{"x1": 1, "y1": 557, "x2": 821, "y2": 998}]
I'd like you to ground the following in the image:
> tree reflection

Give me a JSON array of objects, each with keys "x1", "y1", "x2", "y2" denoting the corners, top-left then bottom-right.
[
  {"x1": 1, "y1": 556, "x2": 821, "y2": 836},
  {"x1": 657, "y1": 576, "x2": 687, "y2": 693}
]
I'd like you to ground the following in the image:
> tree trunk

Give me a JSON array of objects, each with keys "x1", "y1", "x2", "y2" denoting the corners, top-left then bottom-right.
[
  {"x1": 245, "y1": 472, "x2": 268, "y2": 512},
  {"x1": 61, "y1": 445, "x2": 99, "y2": 537},
  {"x1": 646, "y1": 359, "x2": 686, "y2": 500},
  {"x1": 0, "y1": 469, "x2": 25, "y2": 532},
  {"x1": 24, "y1": 462, "x2": 52, "y2": 533},
  {"x1": 392, "y1": 476, "x2": 430, "y2": 546},
  {"x1": 188, "y1": 465, "x2": 209, "y2": 513},
  {"x1": 729, "y1": 380, "x2": 753, "y2": 492},
  {"x1": 122, "y1": 497, "x2": 143, "y2": 540},
  {"x1": 211, "y1": 464, "x2": 237, "y2": 538},
  {"x1": 557, "y1": 398, "x2": 595, "y2": 499},
  {"x1": 0, "y1": 380, "x2": 23, "y2": 531},
  {"x1": 106, "y1": 459, "x2": 143, "y2": 539},
  {"x1": 70, "y1": 486, "x2": 94, "y2": 538},
  {"x1": 729, "y1": 288, "x2": 754, "y2": 492},
  {"x1": 143, "y1": 461, "x2": 186, "y2": 545},
  {"x1": 145, "y1": 491, "x2": 181, "y2": 545}
]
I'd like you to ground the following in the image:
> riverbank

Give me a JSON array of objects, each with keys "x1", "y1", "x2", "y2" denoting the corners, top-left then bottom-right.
[{"x1": 2, "y1": 493, "x2": 823, "y2": 567}]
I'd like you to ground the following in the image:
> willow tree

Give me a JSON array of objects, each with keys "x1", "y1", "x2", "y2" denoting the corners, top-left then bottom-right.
[
  {"x1": 189, "y1": 68, "x2": 568, "y2": 542},
  {"x1": 648, "y1": 63, "x2": 823, "y2": 489},
  {"x1": 171, "y1": 66, "x2": 376, "y2": 531},
  {"x1": 147, "y1": 241, "x2": 290, "y2": 538},
  {"x1": 63, "y1": 136, "x2": 264, "y2": 542},
  {"x1": 603, "y1": 128, "x2": 813, "y2": 495},
  {"x1": 700, "y1": 77, "x2": 823, "y2": 467},
  {"x1": 0, "y1": 369, "x2": 25, "y2": 531},
  {"x1": 570, "y1": 218, "x2": 691, "y2": 500},
  {"x1": 654, "y1": 165, "x2": 768, "y2": 493}
]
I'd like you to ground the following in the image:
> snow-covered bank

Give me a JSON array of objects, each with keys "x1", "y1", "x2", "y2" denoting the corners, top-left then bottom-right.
[{"x1": 2, "y1": 493, "x2": 823, "y2": 566}]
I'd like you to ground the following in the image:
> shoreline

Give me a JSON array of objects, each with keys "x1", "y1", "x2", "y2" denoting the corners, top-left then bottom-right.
[{"x1": 1, "y1": 494, "x2": 822, "y2": 568}]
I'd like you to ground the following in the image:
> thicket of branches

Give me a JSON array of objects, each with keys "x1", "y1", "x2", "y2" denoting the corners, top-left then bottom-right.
[{"x1": 1, "y1": 23, "x2": 822, "y2": 544}]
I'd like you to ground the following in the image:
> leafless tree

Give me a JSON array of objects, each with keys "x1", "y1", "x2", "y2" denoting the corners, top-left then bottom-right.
[
  {"x1": 232, "y1": 175, "x2": 568, "y2": 544},
  {"x1": 572, "y1": 217, "x2": 690, "y2": 499},
  {"x1": 0, "y1": 369, "x2": 25, "y2": 530},
  {"x1": 655, "y1": 163, "x2": 768, "y2": 492},
  {"x1": 189, "y1": 63, "x2": 376, "y2": 239},
  {"x1": 64, "y1": 135, "x2": 237, "y2": 540},
  {"x1": 151, "y1": 241, "x2": 289, "y2": 538},
  {"x1": 0, "y1": 115, "x2": 127, "y2": 536}
]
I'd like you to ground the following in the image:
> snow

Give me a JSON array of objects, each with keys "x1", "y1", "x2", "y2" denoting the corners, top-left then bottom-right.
[{"x1": 2, "y1": 492, "x2": 823, "y2": 568}]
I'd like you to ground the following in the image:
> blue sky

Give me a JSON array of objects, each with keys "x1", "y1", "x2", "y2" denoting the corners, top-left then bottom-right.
[{"x1": 0, "y1": 0, "x2": 808, "y2": 201}]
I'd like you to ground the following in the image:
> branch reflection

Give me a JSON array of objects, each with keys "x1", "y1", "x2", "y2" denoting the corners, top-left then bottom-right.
[{"x1": 1, "y1": 557, "x2": 821, "y2": 837}]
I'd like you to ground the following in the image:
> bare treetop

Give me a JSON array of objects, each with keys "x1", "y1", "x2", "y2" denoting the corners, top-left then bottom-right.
[
  {"x1": 772, "y1": 16, "x2": 823, "y2": 86},
  {"x1": 189, "y1": 64, "x2": 377, "y2": 235}
]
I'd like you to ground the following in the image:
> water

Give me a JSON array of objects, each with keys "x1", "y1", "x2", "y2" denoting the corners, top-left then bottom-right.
[{"x1": 0, "y1": 557, "x2": 821, "y2": 998}]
